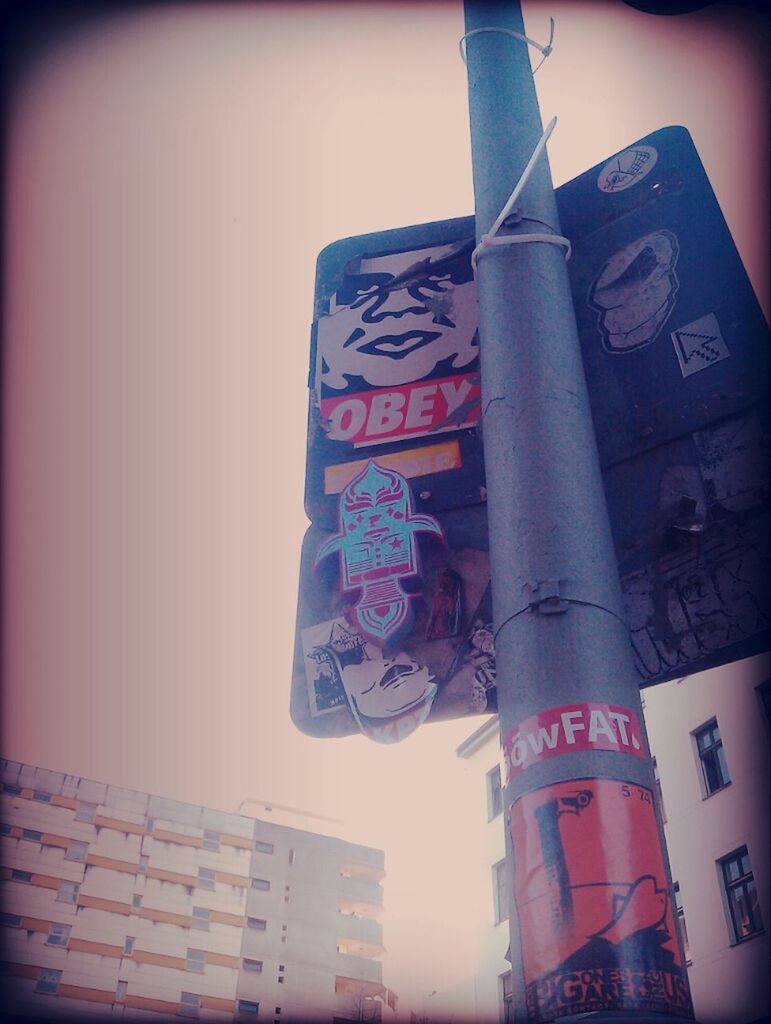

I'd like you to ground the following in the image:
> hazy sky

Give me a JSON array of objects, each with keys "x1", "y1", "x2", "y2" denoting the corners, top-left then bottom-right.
[{"x1": 3, "y1": 0, "x2": 768, "y2": 1012}]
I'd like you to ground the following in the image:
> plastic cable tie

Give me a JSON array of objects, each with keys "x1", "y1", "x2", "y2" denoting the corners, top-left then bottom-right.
[{"x1": 459, "y1": 18, "x2": 555, "y2": 73}]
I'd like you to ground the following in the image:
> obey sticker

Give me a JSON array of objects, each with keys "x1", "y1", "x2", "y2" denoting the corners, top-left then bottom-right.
[
  {"x1": 503, "y1": 703, "x2": 645, "y2": 783},
  {"x1": 511, "y1": 779, "x2": 693, "y2": 1022}
]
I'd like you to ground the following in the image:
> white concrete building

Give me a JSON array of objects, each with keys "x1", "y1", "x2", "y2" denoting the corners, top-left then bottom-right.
[
  {"x1": 455, "y1": 654, "x2": 770, "y2": 1024},
  {"x1": 0, "y1": 760, "x2": 395, "y2": 1022}
]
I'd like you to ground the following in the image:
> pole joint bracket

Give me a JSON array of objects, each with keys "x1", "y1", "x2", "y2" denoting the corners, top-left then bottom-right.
[{"x1": 525, "y1": 579, "x2": 569, "y2": 614}]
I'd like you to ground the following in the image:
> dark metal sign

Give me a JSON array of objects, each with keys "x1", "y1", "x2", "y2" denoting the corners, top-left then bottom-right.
[{"x1": 294, "y1": 126, "x2": 769, "y2": 741}]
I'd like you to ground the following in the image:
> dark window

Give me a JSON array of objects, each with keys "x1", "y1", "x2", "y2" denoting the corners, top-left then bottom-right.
[
  {"x1": 247, "y1": 916, "x2": 267, "y2": 930},
  {"x1": 186, "y1": 948, "x2": 205, "y2": 973},
  {"x1": 238, "y1": 1001, "x2": 259, "y2": 1016},
  {"x1": 57, "y1": 881, "x2": 80, "y2": 904},
  {"x1": 288, "y1": 849, "x2": 296, "y2": 865},
  {"x1": 32, "y1": 790, "x2": 51, "y2": 802},
  {"x1": 138, "y1": 854, "x2": 149, "y2": 872},
  {"x1": 695, "y1": 720, "x2": 730, "y2": 795},
  {"x1": 132, "y1": 894, "x2": 142, "y2": 909},
  {"x1": 191, "y1": 906, "x2": 210, "y2": 930},
  {"x1": 255, "y1": 840, "x2": 274, "y2": 854},
  {"x1": 500, "y1": 971, "x2": 513, "y2": 1024},
  {"x1": 11, "y1": 869, "x2": 32, "y2": 882},
  {"x1": 65, "y1": 839, "x2": 88, "y2": 861},
  {"x1": 202, "y1": 829, "x2": 220, "y2": 852},
  {"x1": 673, "y1": 882, "x2": 691, "y2": 962},
  {"x1": 487, "y1": 765, "x2": 503, "y2": 820},
  {"x1": 244, "y1": 958, "x2": 263, "y2": 972},
  {"x1": 2, "y1": 784, "x2": 22, "y2": 795},
  {"x1": 75, "y1": 802, "x2": 97, "y2": 823},
  {"x1": 0, "y1": 912, "x2": 22, "y2": 927},
  {"x1": 116, "y1": 980, "x2": 128, "y2": 1000},
  {"x1": 35, "y1": 968, "x2": 61, "y2": 994},
  {"x1": 124, "y1": 935, "x2": 136, "y2": 955},
  {"x1": 21, "y1": 828, "x2": 42, "y2": 842},
  {"x1": 0, "y1": 823, "x2": 11, "y2": 835},
  {"x1": 180, "y1": 991, "x2": 200, "y2": 1018},
  {"x1": 251, "y1": 877, "x2": 270, "y2": 891},
  {"x1": 197, "y1": 867, "x2": 215, "y2": 890},
  {"x1": 493, "y1": 859, "x2": 508, "y2": 925},
  {"x1": 720, "y1": 847, "x2": 764, "y2": 943},
  {"x1": 146, "y1": 817, "x2": 155, "y2": 833},
  {"x1": 46, "y1": 923, "x2": 71, "y2": 947}
]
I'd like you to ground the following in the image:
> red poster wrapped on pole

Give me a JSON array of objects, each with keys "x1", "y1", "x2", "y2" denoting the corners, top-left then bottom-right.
[{"x1": 510, "y1": 778, "x2": 692, "y2": 1021}]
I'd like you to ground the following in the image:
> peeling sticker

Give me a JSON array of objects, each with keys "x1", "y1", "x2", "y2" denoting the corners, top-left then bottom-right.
[
  {"x1": 671, "y1": 313, "x2": 730, "y2": 378},
  {"x1": 597, "y1": 145, "x2": 658, "y2": 193}
]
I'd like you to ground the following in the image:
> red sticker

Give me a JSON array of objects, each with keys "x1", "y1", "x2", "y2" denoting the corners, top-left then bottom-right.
[
  {"x1": 511, "y1": 779, "x2": 692, "y2": 1021},
  {"x1": 503, "y1": 702, "x2": 646, "y2": 783}
]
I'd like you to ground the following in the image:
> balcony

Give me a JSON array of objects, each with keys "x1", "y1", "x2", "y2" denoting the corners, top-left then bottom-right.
[
  {"x1": 337, "y1": 908, "x2": 383, "y2": 946},
  {"x1": 339, "y1": 860, "x2": 385, "y2": 884},
  {"x1": 336, "y1": 952, "x2": 382, "y2": 984},
  {"x1": 338, "y1": 874, "x2": 383, "y2": 905}
]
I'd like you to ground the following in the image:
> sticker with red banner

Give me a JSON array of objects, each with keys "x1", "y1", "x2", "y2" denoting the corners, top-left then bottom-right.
[
  {"x1": 502, "y1": 702, "x2": 647, "y2": 783},
  {"x1": 510, "y1": 778, "x2": 693, "y2": 1022}
]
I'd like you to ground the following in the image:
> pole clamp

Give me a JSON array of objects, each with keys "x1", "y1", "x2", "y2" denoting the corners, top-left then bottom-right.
[{"x1": 525, "y1": 579, "x2": 569, "y2": 614}]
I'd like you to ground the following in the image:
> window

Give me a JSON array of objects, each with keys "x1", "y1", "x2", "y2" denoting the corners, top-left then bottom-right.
[
  {"x1": 116, "y1": 980, "x2": 128, "y2": 1001},
  {"x1": 500, "y1": 971, "x2": 513, "y2": 1024},
  {"x1": 673, "y1": 882, "x2": 691, "y2": 963},
  {"x1": 186, "y1": 948, "x2": 205, "y2": 973},
  {"x1": 197, "y1": 867, "x2": 215, "y2": 890},
  {"x1": 65, "y1": 839, "x2": 88, "y2": 862},
  {"x1": 124, "y1": 935, "x2": 136, "y2": 955},
  {"x1": 56, "y1": 881, "x2": 80, "y2": 904},
  {"x1": 493, "y1": 859, "x2": 508, "y2": 925},
  {"x1": 1, "y1": 912, "x2": 21, "y2": 927},
  {"x1": 11, "y1": 869, "x2": 32, "y2": 882},
  {"x1": 694, "y1": 720, "x2": 730, "y2": 795},
  {"x1": 275, "y1": 1009, "x2": 282, "y2": 1016},
  {"x1": 202, "y1": 829, "x2": 220, "y2": 852},
  {"x1": 288, "y1": 848, "x2": 296, "y2": 865},
  {"x1": 244, "y1": 958, "x2": 263, "y2": 972},
  {"x1": 75, "y1": 802, "x2": 97, "y2": 823},
  {"x1": 21, "y1": 828, "x2": 42, "y2": 842},
  {"x1": 247, "y1": 916, "x2": 267, "y2": 930},
  {"x1": 191, "y1": 906, "x2": 210, "y2": 930},
  {"x1": 238, "y1": 1001, "x2": 259, "y2": 1017},
  {"x1": 146, "y1": 817, "x2": 155, "y2": 833},
  {"x1": 720, "y1": 847, "x2": 764, "y2": 943},
  {"x1": 32, "y1": 789, "x2": 51, "y2": 802},
  {"x1": 180, "y1": 991, "x2": 200, "y2": 1018},
  {"x1": 2, "y1": 783, "x2": 22, "y2": 795},
  {"x1": 0, "y1": 823, "x2": 11, "y2": 835},
  {"x1": 132, "y1": 894, "x2": 142, "y2": 909},
  {"x1": 487, "y1": 765, "x2": 503, "y2": 820},
  {"x1": 255, "y1": 840, "x2": 274, "y2": 854},
  {"x1": 138, "y1": 854, "x2": 149, "y2": 872},
  {"x1": 251, "y1": 877, "x2": 270, "y2": 891},
  {"x1": 46, "y1": 923, "x2": 71, "y2": 947},
  {"x1": 35, "y1": 968, "x2": 62, "y2": 994}
]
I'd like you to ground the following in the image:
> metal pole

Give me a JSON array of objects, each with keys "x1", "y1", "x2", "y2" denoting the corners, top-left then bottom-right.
[{"x1": 463, "y1": 3, "x2": 694, "y2": 1022}]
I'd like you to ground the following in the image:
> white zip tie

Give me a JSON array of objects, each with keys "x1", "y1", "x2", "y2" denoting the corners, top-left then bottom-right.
[
  {"x1": 471, "y1": 115, "x2": 572, "y2": 272},
  {"x1": 459, "y1": 18, "x2": 555, "y2": 74}
]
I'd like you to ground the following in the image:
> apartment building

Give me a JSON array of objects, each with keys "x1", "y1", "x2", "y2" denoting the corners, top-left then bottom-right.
[
  {"x1": 0, "y1": 759, "x2": 394, "y2": 1023},
  {"x1": 455, "y1": 654, "x2": 770, "y2": 1024}
]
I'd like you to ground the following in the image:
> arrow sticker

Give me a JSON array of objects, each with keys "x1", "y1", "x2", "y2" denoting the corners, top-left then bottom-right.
[{"x1": 671, "y1": 312, "x2": 730, "y2": 378}]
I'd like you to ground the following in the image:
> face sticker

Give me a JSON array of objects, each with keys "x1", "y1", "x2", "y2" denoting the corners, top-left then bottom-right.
[
  {"x1": 315, "y1": 461, "x2": 442, "y2": 644},
  {"x1": 588, "y1": 230, "x2": 679, "y2": 353},
  {"x1": 597, "y1": 145, "x2": 658, "y2": 193},
  {"x1": 511, "y1": 778, "x2": 692, "y2": 1022},
  {"x1": 301, "y1": 618, "x2": 436, "y2": 743},
  {"x1": 316, "y1": 243, "x2": 479, "y2": 392}
]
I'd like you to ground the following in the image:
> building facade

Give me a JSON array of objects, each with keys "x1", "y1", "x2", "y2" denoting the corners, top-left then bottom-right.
[
  {"x1": 455, "y1": 654, "x2": 770, "y2": 1024},
  {"x1": 0, "y1": 760, "x2": 393, "y2": 1022}
]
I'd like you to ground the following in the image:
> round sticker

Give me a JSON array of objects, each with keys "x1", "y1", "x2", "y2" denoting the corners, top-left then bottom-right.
[{"x1": 597, "y1": 145, "x2": 658, "y2": 193}]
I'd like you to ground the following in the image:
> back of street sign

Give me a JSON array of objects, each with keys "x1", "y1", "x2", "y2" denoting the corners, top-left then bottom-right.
[{"x1": 293, "y1": 126, "x2": 769, "y2": 741}]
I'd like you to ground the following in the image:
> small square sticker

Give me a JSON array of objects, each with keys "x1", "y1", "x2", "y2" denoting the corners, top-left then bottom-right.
[{"x1": 671, "y1": 313, "x2": 730, "y2": 378}]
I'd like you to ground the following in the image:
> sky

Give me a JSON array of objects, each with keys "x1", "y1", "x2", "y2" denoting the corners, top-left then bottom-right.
[{"x1": 2, "y1": 0, "x2": 768, "y2": 1015}]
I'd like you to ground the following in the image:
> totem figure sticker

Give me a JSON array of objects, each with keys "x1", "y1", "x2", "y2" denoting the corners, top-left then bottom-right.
[
  {"x1": 588, "y1": 230, "x2": 679, "y2": 353},
  {"x1": 315, "y1": 242, "x2": 480, "y2": 448},
  {"x1": 597, "y1": 145, "x2": 658, "y2": 193},
  {"x1": 511, "y1": 779, "x2": 693, "y2": 1022},
  {"x1": 315, "y1": 460, "x2": 443, "y2": 644},
  {"x1": 301, "y1": 618, "x2": 437, "y2": 744}
]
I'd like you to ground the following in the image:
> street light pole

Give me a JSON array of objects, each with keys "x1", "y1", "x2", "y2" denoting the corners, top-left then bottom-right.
[{"x1": 463, "y1": 3, "x2": 694, "y2": 1022}]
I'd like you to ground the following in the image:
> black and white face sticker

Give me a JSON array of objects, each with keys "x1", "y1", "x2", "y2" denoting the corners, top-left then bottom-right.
[
  {"x1": 671, "y1": 313, "x2": 730, "y2": 378},
  {"x1": 597, "y1": 145, "x2": 658, "y2": 194},
  {"x1": 588, "y1": 230, "x2": 679, "y2": 353}
]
